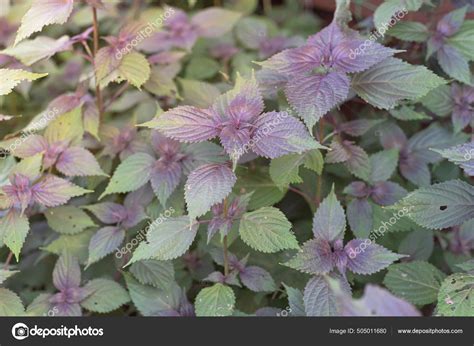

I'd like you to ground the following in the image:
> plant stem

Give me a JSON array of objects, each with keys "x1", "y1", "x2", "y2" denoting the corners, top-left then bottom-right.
[
  {"x1": 263, "y1": 0, "x2": 272, "y2": 15},
  {"x1": 315, "y1": 119, "x2": 325, "y2": 208},
  {"x1": 288, "y1": 186, "x2": 315, "y2": 212},
  {"x1": 4, "y1": 251, "x2": 13, "y2": 269},
  {"x1": 222, "y1": 197, "x2": 230, "y2": 276},
  {"x1": 91, "y1": 6, "x2": 104, "y2": 121},
  {"x1": 223, "y1": 235, "x2": 230, "y2": 277}
]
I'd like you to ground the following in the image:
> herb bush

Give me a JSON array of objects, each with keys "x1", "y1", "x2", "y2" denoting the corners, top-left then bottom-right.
[{"x1": 0, "y1": 0, "x2": 473, "y2": 317}]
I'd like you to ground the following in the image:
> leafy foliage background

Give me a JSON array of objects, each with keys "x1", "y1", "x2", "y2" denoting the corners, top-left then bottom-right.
[{"x1": 0, "y1": 0, "x2": 472, "y2": 317}]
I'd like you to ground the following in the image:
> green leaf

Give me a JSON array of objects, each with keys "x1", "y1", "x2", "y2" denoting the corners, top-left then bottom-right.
[
  {"x1": 192, "y1": 8, "x2": 242, "y2": 38},
  {"x1": 239, "y1": 207, "x2": 298, "y2": 253},
  {"x1": 10, "y1": 153, "x2": 43, "y2": 180},
  {"x1": 124, "y1": 273, "x2": 181, "y2": 316},
  {"x1": 447, "y1": 20, "x2": 474, "y2": 60},
  {"x1": 0, "y1": 269, "x2": 18, "y2": 284},
  {"x1": 389, "y1": 105, "x2": 431, "y2": 121},
  {"x1": 283, "y1": 283, "x2": 305, "y2": 316},
  {"x1": 235, "y1": 168, "x2": 287, "y2": 210},
  {"x1": 118, "y1": 52, "x2": 151, "y2": 89},
  {"x1": 437, "y1": 273, "x2": 474, "y2": 316},
  {"x1": 81, "y1": 279, "x2": 130, "y2": 313},
  {"x1": 0, "y1": 68, "x2": 48, "y2": 96},
  {"x1": 398, "y1": 230, "x2": 434, "y2": 261},
  {"x1": 1, "y1": 35, "x2": 70, "y2": 65},
  {"x1": 374, "y1": 1, "x2": 408, "y2": 32},
  {"x1": 1, "y1": 210, "x2": 30, "y2": 260},
  {"x1": 269, "y1": 154, "x2": 304, "y2": 188},
  {"x1": 369, "y1": 149, "x2": 399, "y2": 183},
  {"x1": 26, "y1": 293, "x2": 53, "y2": 316},
  {"x1": 420, "y1": 84, "x2": 453, "y2": 117},
  {"x1": 45, "y1": 206, "x2": 96, "y2": 234},
  {"x1": 101, "y1": 153, "x2": 155, "y2": 198},
  {"x1": 269, "y1": 150, "x2": 323, "y2": 189},
  {"x1": 303, "y1": 149, "x2": 324, "y2": 175},
  {"x1": 42, "y1": 229, "x2": 94, "y2": 264},
  {"x1": 394, "y1": 180, "x2": 474, "y2": 230},
  {"x1": 129, "y1": 217, "x2": 198, "y2": 263},
  {"x1": 130, "y1": 260, "x2": 175, "y2": 290},
  {"x1": 383, "y1": 261, "x2": 446, "y2": 305},
  {"x1": 144, "y1": 66, "x2": 179, "y2": 98},
  {"x1": 195, "y1": 283, "x2": 235, "y2": 317},
  {"x1": 178, "y1": 79, "x2": 221, "y2": 108},
  {"x1": 185, "y1": 56, "x2": 220, "y2": 80},
  {"x1": 387, "y1": 21, "x2": 429, "y2": 42},
  {"x1": 44, "y1": 106, "x2": 84, "y2": 146},
  {"x1": 14, "y1": 0, "x2": 74, "y2": 45},
  {"x1": 352, "y1": 58, "x2": 446, "y2": 110},
  {"x1": 0, "y1": 288, "x2": 24, "y2": 316}
]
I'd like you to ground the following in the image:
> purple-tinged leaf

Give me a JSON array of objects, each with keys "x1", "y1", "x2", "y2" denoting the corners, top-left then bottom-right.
[
  {"x1": 14, "y1": 0, "x2": 74, "y2": 45},
  {"x1": 255, "y1": 68, "x2": 288, "y2": 99},
  {"x1": 154, "y1": 106, "x2": 219, "y2": 143},
  {"x1": 343, "y1": 181, "x2": 370, "y2": 198},
  {"x1": 87, "y1": 226, "x2": 125, "y2": 266},
  {"x1": 83, "y1": 203, "x2": 127, "y2": 225},
  {"x1": 370, "y1": 181, "x2": 407, "y2": 206},
  {"x1": 331, "y1": 38, "x2": 398, "y2": 74},
  {"x1": 150, "y1": 160, "x2": 182, "y2": 207},
  {"x1": 191, "y1": 8, "x2": 242, "y2": 38},
  {"x1": 312, "y1": 187, "x2": 346, "y2": 242},
  {"x1": 285, "y1": 71, "x2": 350, "y2": 129},
  {"x1": 56, "y1": 147, "x2": 107, "y2": 177},
  {"x1": 9, "y1": 134, "x2": 48, "y2": 158},
  {"x1": 437, "y1": 6, "x2": 467, "y2": 36},
  {"x1": 347, "y1": 198, "x2": 373, "y2": 239},
  {"x1": 185, "y1": 163, "x2": 237, "y2": 219},
  {"x1": 204, "y1": 271, "x2": 241, "y2": 287},
  {"x1": 339, "y1": 284, "x2": 421, "y2": 316},
  {"x1": 32, "y1": 175, "x2": 91, "y2": 208},
  {"x1": 52, "y1": 302, "x2": 82, "y2": 317},
  {"x1": 212, "y1": 73, "x2": 264, "y2": 122},
  {"x1": 345, "y1": 239, "x2": 405, "y2": 275},
  {"x1": 400, "y1": 156, "x2": 431, "y2": 187},
  {"x1": 338, "y1": 119, "x2": 383, "y2": 137},
  {"x1": 379, "y1": 123, "x2": 407, "y2": 150},
  {"x1": 240, "y1": 266, "x2": 277, "y2": 292},
  {"x1": 252, "y1": 112, "x2": 321, "y2": 159},
  {"x1": 53, "y1": 253, "x2": 81, "y2": 291},
  {"x1": 284, "y1": 239, "x2": 334, "y2": 275},
  {"x1": 2, "y1": 174, "x2": 34, "y2": 213},
  {"x1": 257, "y1": 45, "x2": 321, "y2": 76},
  {"x1": 325, "y1": 141, "x2": 351, "y2": 163}
]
